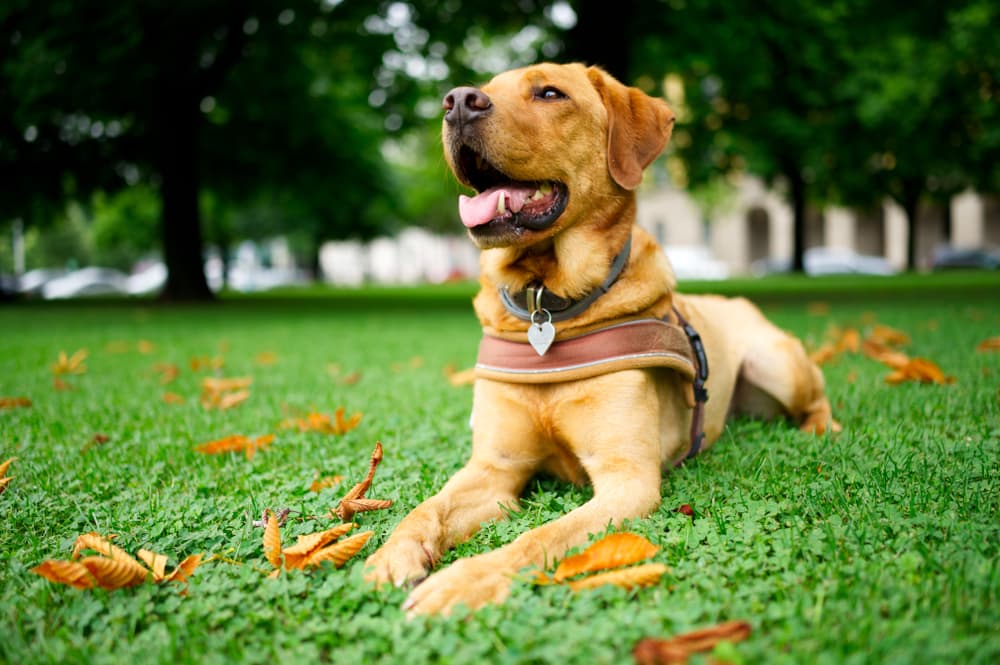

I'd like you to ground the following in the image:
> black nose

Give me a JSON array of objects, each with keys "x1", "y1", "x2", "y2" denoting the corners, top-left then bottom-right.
[{"x1": 443, "y1": 86, "x2": 492, "y2": 126}]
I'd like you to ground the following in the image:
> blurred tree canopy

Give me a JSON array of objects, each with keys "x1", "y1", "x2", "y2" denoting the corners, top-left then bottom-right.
[{"x1": 1, "y1": 0, "x2": 996, "y2": 298}]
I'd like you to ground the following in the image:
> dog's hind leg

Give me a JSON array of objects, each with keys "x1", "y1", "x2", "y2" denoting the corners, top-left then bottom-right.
[{"x1": 732, "y1": 314, "x2": 840, "y2": 434}]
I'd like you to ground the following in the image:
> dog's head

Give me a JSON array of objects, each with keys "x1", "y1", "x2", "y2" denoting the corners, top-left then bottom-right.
[{"x1": 442, "y1": 63, "x2": 674, "y2": 249}]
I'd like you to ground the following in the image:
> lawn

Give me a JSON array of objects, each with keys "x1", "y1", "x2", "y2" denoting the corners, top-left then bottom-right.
[{"x1": 1, "y1": 275, "x2": 999, "y2": 664}]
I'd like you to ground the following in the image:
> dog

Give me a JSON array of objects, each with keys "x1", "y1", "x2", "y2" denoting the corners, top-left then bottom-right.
[{"x1": 365, "y1": 63, "x2": 837, "y2": 615}]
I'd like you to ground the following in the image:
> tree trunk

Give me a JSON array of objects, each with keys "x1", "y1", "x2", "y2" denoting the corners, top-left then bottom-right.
[
  {"x1": 786, "y1": 165, "x2": 807, "y2": 273},
  {"x1": 899, "y1": 192, "x2": 920, "y2": 272},
  {"x1": 154, "y1": 78, "x2": 213, "y2": 301}
]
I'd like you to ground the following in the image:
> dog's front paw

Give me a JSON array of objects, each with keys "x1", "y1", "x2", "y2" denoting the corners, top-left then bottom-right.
[
  {"x1": 402, "y1": 554, "x2": 513, "y2": 616},
  {"x1": 364, "y1": 537, "x2": 434, "y2": 588}
]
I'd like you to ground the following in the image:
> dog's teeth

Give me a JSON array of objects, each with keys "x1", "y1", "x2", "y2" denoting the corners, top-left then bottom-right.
[
  {"x1": 539, "y1": 183, "x2": 553, "y2": 195},
  {"x1": 496, "y1": 191, "x2": 506, "y2": 215},
  {"x1": 531, "y1": 189, "x2": 544, "y2": 201}
]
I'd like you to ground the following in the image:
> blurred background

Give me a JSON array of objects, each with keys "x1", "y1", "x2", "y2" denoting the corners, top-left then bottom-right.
[{"x1": 0, "y1": 0, "x2": 997, "y2": 301}]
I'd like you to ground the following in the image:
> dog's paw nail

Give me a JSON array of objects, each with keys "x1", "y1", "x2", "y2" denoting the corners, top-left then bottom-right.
[{"x1": 401, "y1": 596, "x2": 416, "y2": 611}]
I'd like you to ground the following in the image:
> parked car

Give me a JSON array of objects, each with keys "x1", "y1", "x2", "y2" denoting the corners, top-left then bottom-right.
[
  {"x1": 41, "y1": 267, "x2": 129, "y2": 299},
  {"x1": 932, "y1": 246, "x2": 1000, "y2": 270},
  {"x1": 16, "y1": 268, "x2": 68, "y2": 295},
  {"x1": 663, "y1": 245, "x2": 730, "y2": 280},
  {"x1": 752, "y1": 247, "x2": 896, "y2": 276}
]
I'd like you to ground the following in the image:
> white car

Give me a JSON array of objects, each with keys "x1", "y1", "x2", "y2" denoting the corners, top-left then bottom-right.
[{"x1": 42, "y1": 267, "x2": 128, "y2": 299}]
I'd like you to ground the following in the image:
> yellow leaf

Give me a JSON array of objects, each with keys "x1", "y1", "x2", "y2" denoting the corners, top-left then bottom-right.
[
  {"x1": 868, "y1": 324, "x2": 910, "y2": 346},
  {"x1": 0, "y1": 457, "x2": 14, "y2": 479},
  {"x1": 137, "y1": 549, "x2": 168, "y2": 581},
  {"x1": 554, "y1": 533, "x2": 660, "y2": 582},
  {"x1": 71, "y1": 533, "x2": 151, "y2": 582},
  {"x1": 136, "y1": 340, "x2": 156, "y2": 354},
  {"x1": 305, "y1": 531, "x2": 373, "y2": 568},
  {"x1": 566, "y1": 562, "x2": 668, "y2": 591},
  {"x1": 263, "y1": 510, "x2": 283, "y2": 569},
  {"x1": 309, "y1": 474, "x2": 343, "y2": 493},
  {"x1": 808, "y1": 343, "x2": 837, "y2": 366},
  {"x1": 835, "y1": 328, "x2": 860, "y2": 353},
  {"x1": 32, "y1": 560, "x2": 96, "y2": 589},
  {"x1": 218, "y1": 389, "x2": 250, "y2": 410},
  {"x1": 0, "y1": 476, "x2": 11, "y2": 494},
  {"x1": 282, "y1": 523, "x2": 356, "y2": 570},
  {"x1": 0, "y1": 397, "x2": 32, "y2": 409},
  {"x1": 153, "y1": 363, "x2": 179, "y2": 385},
  {"x1": 79, "y1": 556, "x2": 149, "y2": 589},
  {"x1": 53, "y1": 377, "x2": 72, "y2": 391},
  {"x1": 51, "y1": 349, "x2": 88, "y2": 375},
  {"x1": 333, "y1": 407, "x2": 363, "y2": 435},
  {"x1": 162, "y1": 392, "x2": 186, "y2": 404},
  {"x1": 201, "y1": 376, "x2": 253, "y2": 393},
  {"x1": 164, "y1": 553, "x2": 203, "y2": 584}
]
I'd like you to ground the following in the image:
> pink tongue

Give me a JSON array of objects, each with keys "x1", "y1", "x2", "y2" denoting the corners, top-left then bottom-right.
[{"x1": 458, "y1": 185, "x2": 534, "y2": 228}]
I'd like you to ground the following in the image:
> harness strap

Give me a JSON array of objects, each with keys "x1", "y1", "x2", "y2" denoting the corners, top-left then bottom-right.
[{"x1": 672, "y1": 306, "x2": 709, "y2": 465}]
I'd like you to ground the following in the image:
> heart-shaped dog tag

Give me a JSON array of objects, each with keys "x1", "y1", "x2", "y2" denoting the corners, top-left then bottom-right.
[{"x1": 528, "y1": 321, "x2": 556, "y2": 356}]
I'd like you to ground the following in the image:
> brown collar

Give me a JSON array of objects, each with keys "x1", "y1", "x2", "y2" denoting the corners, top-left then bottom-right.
[{"x1": 475, "y1": 309, "x2": 710, "y2": 464}]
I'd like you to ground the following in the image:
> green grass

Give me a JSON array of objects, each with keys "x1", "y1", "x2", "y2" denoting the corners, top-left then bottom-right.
[{"x1": 1, "y1": 278, "x2": 999, "y2": 664}]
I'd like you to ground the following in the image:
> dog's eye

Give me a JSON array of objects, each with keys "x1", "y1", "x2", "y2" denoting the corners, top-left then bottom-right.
[{"x1": 534, "y1": 86, "x2": 568, "y2": 101}]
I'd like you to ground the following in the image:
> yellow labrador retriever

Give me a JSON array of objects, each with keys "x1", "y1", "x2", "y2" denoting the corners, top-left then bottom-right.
[{"x1": 365, "y1": 63, "x2": 837, "y2": 615}]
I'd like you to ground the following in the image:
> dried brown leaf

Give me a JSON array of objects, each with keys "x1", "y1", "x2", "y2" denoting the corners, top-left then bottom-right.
[
  {"x1": 136, "y1": 340, "x2": 156, "y2": 354},
  {"x1": 162, "y1": 392, "x2": 186, "y2": 404},
  {"x1": 164, "y1": 553, "x2": 203, "y2": 584},
  {"x1": 282, "y1": 523, "x2": 356, "y2": 569},
  {"x1": 334, "y1": 407, "x2": 363, "y2": 435},
  {"x1": 0, "y1": 397, "x2": 32, "y2": 409},
  {"x1": 309, "y1": 474, "x2": 343, "y2": 493},
  {"x1": 32, "y1": 560, "x2": 96, "y2": 589},
  {"x1": 861, "y1": 340, "x2": 910, "y2": 369},
  {"x1": 263, "y1": 509, "x2": 283, "y2": 569},
  {"x1": 305, "y1": 531, "x2": 373, "y2": 568},
  {"x1": 340, "y1": 498, "x2": 393, "y2": 514},
  {"x1": 554, "y1": 533, "x2": 660, "y2": 582},
  {"x1": 976, "y1": 336, "x2": 1000, "y2": 352},
  {"x1": 808, "y1": 343, "x2": 837, "y2": 366},
  {"x1": 0, "y1": 457, "x2": 14, "y2": 479},
  {"x1": 334, "y1": 442, "x2": 384, "y2": 521},
  {"x1": 53, "y1": 377, "x2": 72, "y2": 391},
  {"x1": 633, "y1": 620, "x2": 752, "y2": 665},
  {"x1": 566, "y1": 562, "x2": 668, "y2": 591},
  {"x1": 190, "y1": 356, "x2": 225, "y2": 372},
  {"x1": 218, "y1": 389, "x2": 250, "y2": 410},
  {"x1": 79, "y1": 556, "x2": 150, "y2": 589},
  {"x1": 52, "y1": 349, "x2": 88, "y2": 375},
  {"x1": 868, "y1": 324, "x2": 911, "y2": 346},
  {"x1": 0, "y1": 477, "x2": 11, "y2": 493},
  {"x1": 835, "y1": 328, "x2": 860, "y2": 353},
  {"x1": 137, "y1": 548, "x2": 168, "y2": 581},
  {"x1": 339, "y1": 371, "x2": 362, "y2": 386},
  {"x1": 195, "y1": 433, "x2": 273, "y2": 459}
]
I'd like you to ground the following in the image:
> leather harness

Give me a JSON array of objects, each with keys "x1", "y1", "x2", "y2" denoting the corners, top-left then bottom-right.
[{"x1": 477, "y1": 234, "x2": 710, "y2": 465}]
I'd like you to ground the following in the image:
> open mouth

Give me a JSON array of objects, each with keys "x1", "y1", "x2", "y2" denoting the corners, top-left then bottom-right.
[{"x1": 454, "y1": 145, "x2": 568, "y2": 237}]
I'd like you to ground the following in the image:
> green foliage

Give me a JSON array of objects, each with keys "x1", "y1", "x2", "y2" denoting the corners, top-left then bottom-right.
[
  {"x1": 1, "y1": 282, "x2": 999, "y2": 663},
  {"x1": 90, "y1": 187, "x2": 161, "y2": 271}
]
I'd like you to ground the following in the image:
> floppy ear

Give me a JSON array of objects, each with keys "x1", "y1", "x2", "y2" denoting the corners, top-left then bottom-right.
[{"x1": 588, "y1": 67, "x2": 675, "y2": 190}]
